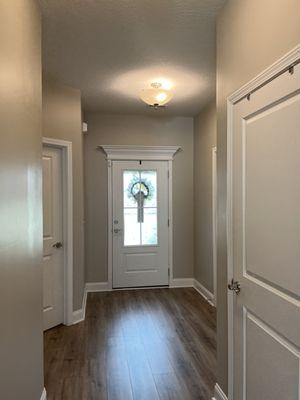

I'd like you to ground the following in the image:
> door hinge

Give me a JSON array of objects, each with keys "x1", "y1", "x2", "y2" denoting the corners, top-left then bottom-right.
[
  {"x1": 168, "y1": 267, "x2": 170, "y2": 277},
  {"x1": 167, "y1": 218, "x2": 170, "y2": 227},
  {"x1": 167, "y1": 170, "x2": 170, "y2": 179}
]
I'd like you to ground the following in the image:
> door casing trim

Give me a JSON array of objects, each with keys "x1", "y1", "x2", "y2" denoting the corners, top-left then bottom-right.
[
  {"x1": 42, "y1": 137, "x2": 73, "y2": 326},
  {"x1": 212, "y1": 383, "x2": 228, "y2": 400},
  {"x1": 212, "y1": 146, "x2": 217, "y2": 306},
  {"x1": 40, "y1": 388, "x2": 47, "y2": 400},
  {"x1": 100, "y1": 145, "x2": 180, "y2": 290},
  {"x1": 226, "y1": 44, "x2": 300, "y2": 399}
]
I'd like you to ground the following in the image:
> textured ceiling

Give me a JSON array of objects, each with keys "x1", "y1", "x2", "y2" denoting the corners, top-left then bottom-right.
[{"x1": 41, "y1": 0, "x2": 225, "y2": 116}]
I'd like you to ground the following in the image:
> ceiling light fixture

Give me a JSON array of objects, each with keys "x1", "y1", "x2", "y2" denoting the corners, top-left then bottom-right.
[{"x1": 140, "y1": 82, "x2": 173, "y2": 109}]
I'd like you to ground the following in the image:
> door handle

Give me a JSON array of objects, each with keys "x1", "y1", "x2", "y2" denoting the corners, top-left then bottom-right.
[
  {"x1": 228, "y1": 279, "x2": 241, "y2": 295},
  {"x1": 113, "y1": 228, "x2": 123, "y2": 234},
  {"x1": 52, "y1": 241, "x2": 63, "y2": 249}
]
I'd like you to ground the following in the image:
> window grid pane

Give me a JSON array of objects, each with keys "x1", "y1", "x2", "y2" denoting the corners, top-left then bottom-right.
[
  {"x1": 142, "y1": 207, "x2": 158, "y2": 245},
  {"x1": 123, "y1": 170, "x2": 158, "y2": 246}
]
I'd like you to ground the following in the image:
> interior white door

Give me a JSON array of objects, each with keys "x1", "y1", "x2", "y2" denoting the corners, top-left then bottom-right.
[
  {"x1": 231, "y1": 65, "x2": 300, "y2": 399},
  {"x1": 42, "y1": 145, "x2": 64, "y2": 330},
  {"x1": 112, "y1": 160, "x2": 169, "y2": 288}
]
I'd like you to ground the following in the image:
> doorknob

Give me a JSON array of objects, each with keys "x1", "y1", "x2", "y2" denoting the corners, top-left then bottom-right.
[
  {"x1": 113, "y1": 228, "x2": 123, "y2": 234},
  {"x1": 52, "y1": 241, "x2": 63, "y2": 249},
  {"x1": 228, "y1": 279, "x2": 241, "y2": 295}
]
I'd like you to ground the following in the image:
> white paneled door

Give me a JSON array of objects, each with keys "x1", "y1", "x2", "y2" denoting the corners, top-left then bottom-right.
[
  {"x1": 42, "y1": 145, "x2": 64, "y2": 330},
  {"x1": 231, "y1": 64, "x2": 300, "y2": 398},
  {"x1": 112, "y1": 161, "x2": 169, "y2": 288}
]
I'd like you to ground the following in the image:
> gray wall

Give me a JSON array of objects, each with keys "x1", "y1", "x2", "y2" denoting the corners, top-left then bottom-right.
[
  {"x1": 42, "y1": 79, "x2": 85, "y2": 310},
  {"x1": 0, "y1": 1, "x2": 44, "y2": 399},
  {"x1": 84, "y1": 113, "x2": 194, "y2": 283},
  {"x1": 194, "y1": 101, "x2": 216, "y2": 292},
  {"x1": 216, "y1": 0, "x2": 300, "y2": 394}
]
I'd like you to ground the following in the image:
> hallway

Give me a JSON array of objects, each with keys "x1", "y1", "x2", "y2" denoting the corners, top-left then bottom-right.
[{"x1": 44, "y1": 288, "x2": 216, "y2": 400}]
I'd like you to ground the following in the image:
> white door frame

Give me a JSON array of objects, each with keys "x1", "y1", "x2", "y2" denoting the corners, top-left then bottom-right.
[
  {"x1": 99, "y1": 145, "x2": 181, "y2": 290},
  {"x1": 212, "y1": 146, "x2": 217, "y2": 306},
  {"x1": 226, "y1": 44, "x2": 300, "y2": 399},
  {"x1": 42, "y1": 137, "x2": 73, "y2": 326}
]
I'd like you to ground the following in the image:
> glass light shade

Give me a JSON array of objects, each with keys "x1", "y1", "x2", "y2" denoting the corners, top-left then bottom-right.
[{"x1": 140, "y1": 87, "x2": 173, "y2": 106}]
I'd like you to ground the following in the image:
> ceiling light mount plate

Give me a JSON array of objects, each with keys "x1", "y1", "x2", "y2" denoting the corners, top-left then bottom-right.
[{"x1": 149, "y1": 103, "x2": 166, "y2": 110}]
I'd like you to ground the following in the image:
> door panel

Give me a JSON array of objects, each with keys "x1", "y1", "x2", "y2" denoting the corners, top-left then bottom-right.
[
  {"x1": 232, "y1": 65, "x2": 300, "y2": 398},
  {"x1": 112, "y1": 161, "x2": 169, "y2": 288},
  {"x1": 123, "y1": 252, "x2": 158, "y2": 271},
  {"x1": 245, "y1": 311, "x2": 299, "y2": 400},
  {"x1": 42, "y1": 145, "x2": 64, "y2": 330},
  {"x1": 245, "y1": 96, "x2": 300, "y2": 297}
]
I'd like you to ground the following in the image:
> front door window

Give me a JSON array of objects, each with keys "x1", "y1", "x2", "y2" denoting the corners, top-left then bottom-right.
[{"x1": 123, "y1": 170, "x2": 158, "y2": 246}]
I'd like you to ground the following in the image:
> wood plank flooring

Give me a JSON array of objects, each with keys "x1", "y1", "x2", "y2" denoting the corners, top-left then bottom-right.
[{"x1": 44, "y1": 288, "x2": 216, "y2": 400}]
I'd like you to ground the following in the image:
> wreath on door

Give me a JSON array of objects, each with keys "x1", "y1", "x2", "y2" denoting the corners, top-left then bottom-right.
[{"x1": 126, "y1": 176, "x2": 154, "y2": 222}]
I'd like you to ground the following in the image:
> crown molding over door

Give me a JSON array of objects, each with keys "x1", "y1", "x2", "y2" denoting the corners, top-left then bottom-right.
[{"x1": 98, "y1": 145, "x2": 181, "y2": 161}]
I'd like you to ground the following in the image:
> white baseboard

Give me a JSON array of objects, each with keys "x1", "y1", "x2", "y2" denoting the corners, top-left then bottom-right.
[
  {"x1": 72, "y1": 282, "x2": 109, "y2": 324},
  {"x1": 85, "y1": 281, "x2": 111, "y2": 292},
  {"x1": 72, "y1": 288, "x2": 87, "y2": 324},
  {"x1": 170, "y1": 278, "x2": 216, "y2": 308},
  {"x1": 212, "y1": 384, "x2": 228, "y2": 400},
  {"x1": 193, "y1": 279, "x2": 215, "y2": 306},
  {"x1": 40, "y1": 388, "x2": 47, "y2": 400},
  {"x1": 72, "y1": 278, "x2": 214, "y2": 325},
  {"x1": 169, "y1": 278, "x2": 194, "y2": 288}
]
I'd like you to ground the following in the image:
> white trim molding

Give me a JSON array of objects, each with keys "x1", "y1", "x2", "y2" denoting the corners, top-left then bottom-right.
[
  {"x1": 99, "y1": 145, "x2": 181, "y2": 161},
  {"x1": 40, "y1": 388, "x2": 47, "y2": 400},
  {"x1": 73, "y1": 282, "x2": 111, "y2": 324},
  {"x1": 228, "y1": 44, "x2": 300, "y2": 104},
  {"x1": 169, "y1": 278, "x2": 194, "y2": 288},
  {"x1": 85, "y1": 282, "x2": 111, "y2": 292},
  {"x1": 42, "y1": 137, "x2": 73, "y2": 326},
  {"x1": 194, "y1": 279, "x2": 215, "y2": 306},
  {"x1": 72, "y1": 288, "x2": 87, "y2": 325},
  {"x1": 212, "y1": 146, "x2": 217, "y2": 306},
  {"x1": 169, "y1": 278, "x2": 215, "y2": 307},
  {"x1": 226, "y1": 44, "x2": 300, "y2": 399},
  {"x1": 107, "y1": 159, "x2": 113, "y2": 290},
  {"x1": 167, "y1": 160, "x2": 174, "y2": 284},
  {"x1": 212, "y1": 384, "x2": 228, "y2": 400}
]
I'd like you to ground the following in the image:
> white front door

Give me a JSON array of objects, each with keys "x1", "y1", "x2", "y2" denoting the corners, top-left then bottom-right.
[
  {"x1": 231, "y1": 64, "x2": 300, "y2": 398},
  {"x1": 112, "y1": 160, "x2": 169, "y2": 288},
  {"x1": 42, "y1": 145, "x2": 64, "y2": 330}
]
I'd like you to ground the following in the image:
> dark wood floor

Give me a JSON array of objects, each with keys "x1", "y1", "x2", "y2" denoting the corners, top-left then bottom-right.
[{"x1": 44, "y1": 288, "x2": 216, "y2": 400}]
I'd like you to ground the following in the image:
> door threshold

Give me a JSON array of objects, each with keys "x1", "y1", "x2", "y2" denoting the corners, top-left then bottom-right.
[{"x1": 112, "y1": 285, "x2": 169, "y2": 291}]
